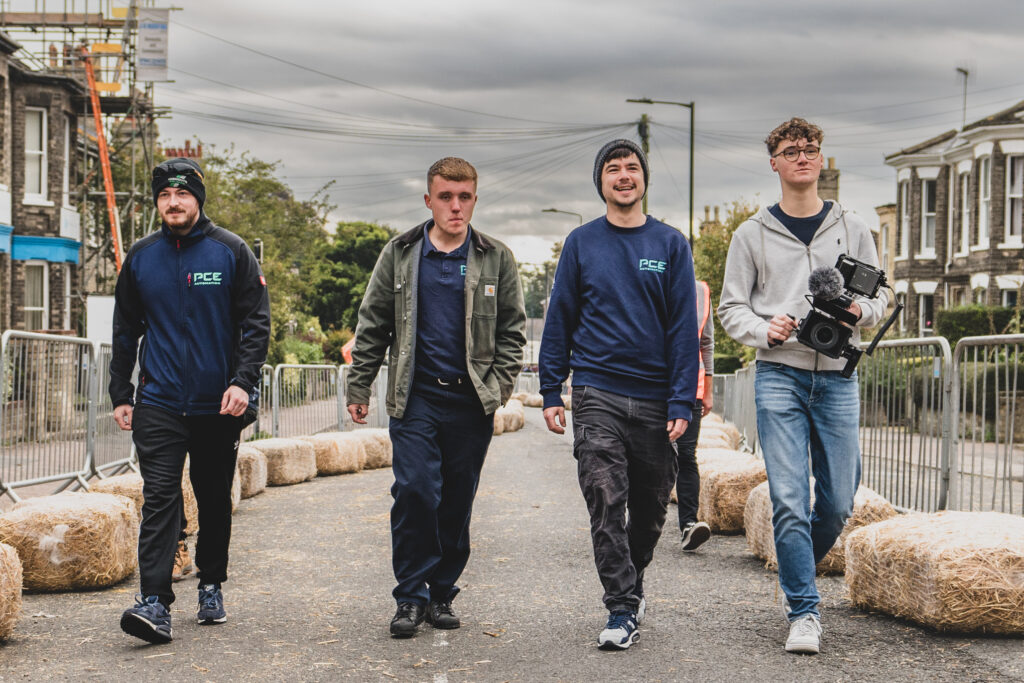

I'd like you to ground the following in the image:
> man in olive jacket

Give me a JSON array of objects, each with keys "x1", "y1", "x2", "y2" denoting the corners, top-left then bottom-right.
[{"x1": 346, "y1": 157, "x2": 526, "y2": 639}]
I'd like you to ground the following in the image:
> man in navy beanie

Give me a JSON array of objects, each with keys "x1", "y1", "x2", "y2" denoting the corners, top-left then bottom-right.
[
  {"x1": 540, "y1": 140, "x2": 699, "y2": 650},
  {"x1": 110, "y1": 157, "x2": 270, "y2": 643}
]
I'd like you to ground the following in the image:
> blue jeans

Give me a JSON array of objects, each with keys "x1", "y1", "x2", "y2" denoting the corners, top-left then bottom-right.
[{"x1": 754, "y1": 362, "x2": 861, "y2": 621}]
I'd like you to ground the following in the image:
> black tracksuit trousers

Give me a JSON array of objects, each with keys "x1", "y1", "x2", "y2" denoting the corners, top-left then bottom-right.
[{"x1": 131, "y1": 404, "x2": 242, "y2": 606}]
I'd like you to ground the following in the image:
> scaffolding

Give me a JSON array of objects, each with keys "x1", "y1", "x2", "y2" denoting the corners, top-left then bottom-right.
[{"x1": 0, "y1": 0, "x2": 169, "y2": 293}]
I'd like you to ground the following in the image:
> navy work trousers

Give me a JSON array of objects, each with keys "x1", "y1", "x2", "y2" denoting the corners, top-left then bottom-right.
[
  {"x1": 388, "y1": 380, "x2": 494, "y2": 606},
  {"x1": 132, "y1": 404, "x2": 242, "y2": 606}
]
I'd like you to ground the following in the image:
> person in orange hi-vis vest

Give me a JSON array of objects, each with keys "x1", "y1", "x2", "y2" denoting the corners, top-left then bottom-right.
[{"x1": 674, "y1": 279, "x2": 714, "y2": 551}]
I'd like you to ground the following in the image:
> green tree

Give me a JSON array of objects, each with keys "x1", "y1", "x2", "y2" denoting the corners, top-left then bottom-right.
[
  {"x1": 308, "y1": 221, "x2": 397, "y2": 332},
  {"x1": 693, "y1": 200, "x2": 758, "y2": 366},
  {"x1": 517, "y1": 240, "x2": 563, "y2": 319}
]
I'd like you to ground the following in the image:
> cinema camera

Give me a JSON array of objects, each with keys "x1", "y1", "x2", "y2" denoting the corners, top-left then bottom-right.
[{"x1": 794, "y1": 254, "x2": 903, "y2": 378}]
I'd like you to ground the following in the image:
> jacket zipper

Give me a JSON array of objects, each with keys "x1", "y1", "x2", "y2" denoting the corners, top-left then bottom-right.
[{"x1": 179, "y1": 238, "x2": 190, "y2": 416}]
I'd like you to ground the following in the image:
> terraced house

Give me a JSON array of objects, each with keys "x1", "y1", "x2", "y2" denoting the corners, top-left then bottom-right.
[
  {"x1": 884, "y1": 100, "x2": 1024, "y2": 336},
  {"x1": 0, "y1": 30, "x2": 84, "y2": 335}
]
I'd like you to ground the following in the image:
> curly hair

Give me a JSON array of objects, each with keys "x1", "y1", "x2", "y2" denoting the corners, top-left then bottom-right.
[
  {"x1": 764, "y1": 118, "x2": 824, "y2": 155},
  {"x1": 427, "y1": 157, "x2": 478, "y2": 190}
]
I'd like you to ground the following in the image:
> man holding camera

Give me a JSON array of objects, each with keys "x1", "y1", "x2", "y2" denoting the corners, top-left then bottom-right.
[{"x1": 718, "y1": 118, "x2": 886, "y2": 655}]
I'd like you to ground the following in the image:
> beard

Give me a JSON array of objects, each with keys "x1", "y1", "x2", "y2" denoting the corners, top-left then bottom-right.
[{"x1": 607, "y1": 194, "x2": 641, "y2": 211}]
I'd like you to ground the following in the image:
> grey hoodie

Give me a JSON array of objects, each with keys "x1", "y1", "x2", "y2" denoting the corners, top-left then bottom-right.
[{"x1": 717, "y1": 202, "x2": 888, "y2": 372}]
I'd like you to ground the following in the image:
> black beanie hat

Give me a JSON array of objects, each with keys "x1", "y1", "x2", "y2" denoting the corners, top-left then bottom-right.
[
  {"x1": 152, "y1": 157, "x2": 206, "y2": 209},
  {"x1": 593, "y1": 139, "x2": 649, "y2": 201}
]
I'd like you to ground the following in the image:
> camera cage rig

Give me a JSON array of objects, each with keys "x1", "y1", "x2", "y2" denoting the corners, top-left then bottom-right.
[{"x1": 795, "y1": 254, "x2": 904, "y2": 378}]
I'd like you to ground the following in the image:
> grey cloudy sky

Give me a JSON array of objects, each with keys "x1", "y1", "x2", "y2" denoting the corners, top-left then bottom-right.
[{"x1": 158, "y1": 1, "x2": 1024, "y2": 263}]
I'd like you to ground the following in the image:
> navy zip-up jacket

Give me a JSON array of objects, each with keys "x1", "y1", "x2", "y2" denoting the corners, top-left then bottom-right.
[{"x1": 109, "y1": 215, "x2": 271, "y2": 416}]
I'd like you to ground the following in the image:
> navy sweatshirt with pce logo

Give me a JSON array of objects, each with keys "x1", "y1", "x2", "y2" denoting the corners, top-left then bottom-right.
[{"x1": 109, "y1": 216, "x2": 271, "y2": 416}]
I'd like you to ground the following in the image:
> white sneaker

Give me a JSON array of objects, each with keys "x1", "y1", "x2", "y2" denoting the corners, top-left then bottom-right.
[
  {"x1": 785, "y1": 614, "x2": 822, "y2": 654},
  {"x1": 598, "y1": 611, "x2": 639, "y2": 650},
  {"x1": 636, "y1": 597, "x2": 646, "y2": 624}
]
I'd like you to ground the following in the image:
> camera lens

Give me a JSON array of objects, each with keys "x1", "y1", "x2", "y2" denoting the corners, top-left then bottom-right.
[{"x1": 811, "y1": 323, "x2": 838, "y2": 349}]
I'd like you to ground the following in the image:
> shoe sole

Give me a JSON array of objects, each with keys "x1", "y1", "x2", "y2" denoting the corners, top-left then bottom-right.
[
  {"x1": 389, "y1": 625, "x2": 419, "y2": 638},
  {"x1": 197, "y1": 615, "x2": 227, "y2": 625},
  {"x1": 785, "y1": 642, "x2": 819, "y2": 655},
  {"x1": 424, "y1": 614, "x2": 460, "y2": 630},
  {"x1": 681, "y1": 525, "x2": 711, "y2": 551},
  {"x1": 598, "y1": 631, "x2": 639, "y2": 650},
  {"x1": 120, "y1": 612, "x2": 172, "y2": 644}
]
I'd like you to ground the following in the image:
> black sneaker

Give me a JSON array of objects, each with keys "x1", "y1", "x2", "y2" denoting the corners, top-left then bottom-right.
[
  {"x1": 197, "y1": 584, "x2": 227, "y2": 624},
  {"x1": 425, "y1": 600, "x2": 460, "y2": 629},
  {"x1": 390, "y1": 602, "x2": 425, "y2": 638},
  {"x1": 120, "y1": 594, "x2": 173, "y2": 644},
  {"x1": 681, "y1": 521, "x2": 711, "y2": 551}
]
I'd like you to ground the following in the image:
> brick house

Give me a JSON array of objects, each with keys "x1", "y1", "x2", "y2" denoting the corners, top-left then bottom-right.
[
  {"x1": 0, "y1": 31, "x2": 84, "y2": 335},
  {"x1": 884, "y1": 100, "x2": 1024, "y2": 336}
]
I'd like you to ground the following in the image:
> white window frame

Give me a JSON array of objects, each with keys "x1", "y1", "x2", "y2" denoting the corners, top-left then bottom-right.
[
  {"x1": 975, "y1": 287, "x2": 987, "y2": 305},
  {"x1": 896, "y1": 180, "x2": 910, "y2": 260},
  {"x1": 62, "y1": 116, "x2": 71, "y2": 208},
  {"x1": 974, "y1": 156, "x2": 991, "y2": 250},
  {"x1": 918, "y1": 293, "x2": 934, "y2": 336},
  {"x1": 957, "y1": 172, "x2": 970, "y2": 256},
  {"x1": 1004, "y1": 154, "x2": 1024, "y2": 248},
  {"x1": 23, "y1": 260, "x2": 49, "y2": 330},
  {"x1": 62, "y1": 263, "x2": 72, "y2": 330},
  {"x1": 1002, "y1": 289, "x2": 1019, "y2": 308},
  {"x1": 897, "y1": 293, "x2": 906, "y2": 333},
  {"x1": 24, "y1": 107, "x2": 49, "y2": 205},
  {"x1": 879, "y1": 223, "x2": 890, "y2": 273},
  {"x1": 919, "y1": 178, "x2": 937, "y2": 258}
]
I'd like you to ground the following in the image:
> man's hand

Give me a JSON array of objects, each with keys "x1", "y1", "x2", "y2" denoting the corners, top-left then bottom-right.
[
  {"x1": 667, "y1": 418, "x2": 688, "y2": 442},
  {"x1": 348, "y1": 403, "x2": 369, "y2": 425},
  {"x1": 543, "y1": 406, "x2": 566, "y2": 434},
  {"x1": 847, "y1": 300, "x2": 862, "y2": 321},
  {"x1": 220, "y1": 385, "x2": 249, "y2": 417},
  {"x1": 113, "y1": 404, "x2": 133, "y2": 431},
  {"x1": 767, "y1": 313, "x2": 797, "y2": 347},
  {"x1": 702, "y1": 391, "x2": 713, "y2": 417}
]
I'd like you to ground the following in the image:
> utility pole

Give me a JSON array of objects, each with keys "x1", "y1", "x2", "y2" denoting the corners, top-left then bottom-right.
[
  {"x1": 637, "y1": 114, "x2": 651, "y2": 214},
  {"x1": 627, "y1": 98, "x2": 695, "y2": 242}
]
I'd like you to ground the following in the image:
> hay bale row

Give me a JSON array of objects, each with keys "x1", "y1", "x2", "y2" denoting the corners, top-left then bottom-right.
[
  {"x1": 697, "y1": 422, "x2": 742, "y2": 450},
  {"x1": 247, "y1": 438, "x2": 317, "y2": 486},
  {"x1": 744, "y1": 481, "x2": 897, "y2": 575},
  {"x1": 237, "y1": 446, "x2": 268, "y2": 498},
  {"x1": 520, "y1": 393, "x2": 543, "y2": 408},
  {"x1": 299, "y1": 433, "x2": 364, "y2": 475},
  {"x1": 845, "y1": 511, "x2": 1024, "y2": 634},
  {"x1": 0, "y1": 543, "x2": 22, "y2": 640},
  {"x1": 88, "y1": 469, "x2": 199, "y2": 535},
  {"x1": 0, "y1": 493, "x2": 137, "y2": 592}
]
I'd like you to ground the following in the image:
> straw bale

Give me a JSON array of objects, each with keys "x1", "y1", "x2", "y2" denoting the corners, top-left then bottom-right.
[
  {"x1": 510, "y1": 391, "x2": 529, "y2": 403},
  {"x1": 230, "y1": 466, "x2": 242, "y2": 513},
  {"x1": 561, "y1": 394, "x2": 572, "y2": 411},
  {"x1": 298, "y1": 433, "x2": 364, "y2": 476},
  {"x1": 703, "y1": 411, "x2": 724, "y2": 425},
  {"x1": 696, "y1": 454, "x2": 766, "y2": 534},
  {"x1": 744, "y1": 481, "x2": 898, "y2": 575},
  {"x1": 505, "y1": 399, "x2": 525, "y2": 431},
  {"x1": 696, "y1": 448, "x2": 750, "y2": 465},
  {"x1": 521, "y1": 393, "x2": 544, "y2": 408},
  {"x1": 492, "y1": 412, "x2": 506, "y2": 436},
  {"x1": 0, "y1": 543, "x2": 22, "y2": 640},
  {"x1": 88, "y1": 470, "x2": 199, "y2": 534},
  {"x1": 698, "y1": 424, "x2": 742, "y2": 450},
  {"x1": 349, "y1": 429, "x2": 392, "y2": 470},
  {"x1": 237, "y1": 446, "x2": 268, "y2": 499},
  {"x1": 844, "y1": 511, "x2": 1024, "y2": 634},
  {"x1": 248, "y1": 438, "x2": 317, "y2": 486},
  {"x1": 0, "y1": 493, "x2": 137, "y2": 591}
]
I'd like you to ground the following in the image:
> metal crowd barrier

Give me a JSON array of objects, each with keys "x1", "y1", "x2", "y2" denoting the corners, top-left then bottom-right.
[
  {"x1": 272, "y1": 364, "x2": 341, "y2": 439},
  {"x1": 857, "y1": 337, "x2": 953, "y2": 513},
  {"x1": 91, "y1": 342, "x2": 137, "y2": 477},
  {"x1": 0, "y1": 331, "x2": 95, "y2": 501},
  {"x1": 713, "y1": 365, "x2": 757, "y2": 454},
  {"x1": 951, "y1": 336, "x2": 1024, "y2": 515},
  {"x1": 514, "y1": 371, "x2": 540, "y2": 395}
]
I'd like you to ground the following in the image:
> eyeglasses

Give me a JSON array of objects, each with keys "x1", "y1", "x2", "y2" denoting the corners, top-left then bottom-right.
[{"x1": 772, "y1": 146, "x2": 820, "y2": 162}]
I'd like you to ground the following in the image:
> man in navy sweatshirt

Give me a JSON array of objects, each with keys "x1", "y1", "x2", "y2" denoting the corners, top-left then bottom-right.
[{"x1": 539, "y1": 140, "x2": 699, "y2": 650}]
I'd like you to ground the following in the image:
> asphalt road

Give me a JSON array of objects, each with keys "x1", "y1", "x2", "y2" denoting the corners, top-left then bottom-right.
[{"x1": 1, "y1": 409, "x2": 1022, "y2": 682}]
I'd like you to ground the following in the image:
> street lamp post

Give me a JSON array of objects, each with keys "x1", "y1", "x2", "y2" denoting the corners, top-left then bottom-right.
[
  {"x1": 626, "y1": 97, "x2": 695, "y2": 243},
  {"x1": 541, "y1": 207, "x2": 583, "y2": 225}
]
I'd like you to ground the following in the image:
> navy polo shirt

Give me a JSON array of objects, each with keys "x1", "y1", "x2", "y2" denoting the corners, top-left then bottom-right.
[{"x1": 415, "y1": 222, "x2": 470, "y2": 379}]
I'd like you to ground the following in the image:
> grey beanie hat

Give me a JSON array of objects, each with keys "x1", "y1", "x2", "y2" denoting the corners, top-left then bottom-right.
[{"x1": 593, "y1": 139, "x2": 649, "y2": 201}]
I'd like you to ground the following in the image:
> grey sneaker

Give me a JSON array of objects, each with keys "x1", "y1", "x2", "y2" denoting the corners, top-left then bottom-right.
[
  {"x1": 785, "y1": 614, "x2": 821, "y2": 654},
  {"x1": 681, "y1": 521, "x2": 711, "y2": 551}
]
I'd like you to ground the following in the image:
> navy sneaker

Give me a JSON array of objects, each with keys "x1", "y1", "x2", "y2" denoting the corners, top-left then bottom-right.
[
  {"x1": 197, "y1": 584, "x2": 227, "y2": 624},
  {"x1": 598, "y1": 610, "x2": 639, "y2": 650},
  {"x1": 120, "y1": 594, "x2": 173, "y2": 644}
]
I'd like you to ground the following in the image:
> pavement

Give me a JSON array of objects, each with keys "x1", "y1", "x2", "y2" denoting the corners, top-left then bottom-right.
[{"x1": 1, "y1": 409, "x2": 1022, "y2": 682}]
